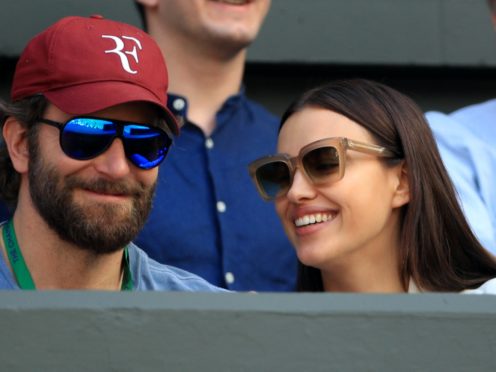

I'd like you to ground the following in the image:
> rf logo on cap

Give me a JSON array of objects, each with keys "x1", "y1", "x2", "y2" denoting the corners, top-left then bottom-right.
[{"x1": 102, "y1": 35, "x2": 143, "y2": 74}]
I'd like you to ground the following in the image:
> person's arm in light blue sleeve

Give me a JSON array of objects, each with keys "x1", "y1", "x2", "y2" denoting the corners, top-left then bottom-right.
[{"x1": 426, "y1": 111, "x2": 496, "y2": 255}]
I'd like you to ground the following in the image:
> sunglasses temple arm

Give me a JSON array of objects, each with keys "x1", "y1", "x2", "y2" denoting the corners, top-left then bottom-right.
[{"x1": 346, "y1": 139, "x2": 396, "y2": 158}]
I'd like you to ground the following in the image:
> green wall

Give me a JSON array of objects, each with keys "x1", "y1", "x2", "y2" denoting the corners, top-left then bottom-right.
[
  {"x1": 1, "y1": 291, "x2": 495, "y2": 371},
  {"x1": 1, "y1": 0, "x2": 496, "y2": 114},
  {"x1": 1, "y1": 0, "x2": 495, "y2": 65}
]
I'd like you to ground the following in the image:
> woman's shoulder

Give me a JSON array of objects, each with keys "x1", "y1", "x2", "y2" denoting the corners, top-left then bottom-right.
[{"x1": 461, "y1": 278, "x2": 496, "y2": 295}]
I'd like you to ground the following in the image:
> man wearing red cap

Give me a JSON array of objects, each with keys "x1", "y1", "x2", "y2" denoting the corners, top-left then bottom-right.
[
  {"x1": 0, "y1": 15, "x2": 225, "y2": 291},
  {"x1": 134, "y1": 0, "x2": 297, "y2": 292}
]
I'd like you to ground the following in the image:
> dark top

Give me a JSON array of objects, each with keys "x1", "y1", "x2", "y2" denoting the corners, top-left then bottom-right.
[{"x1": 135, "y1": 92, "x2": 297, "y2": 291}]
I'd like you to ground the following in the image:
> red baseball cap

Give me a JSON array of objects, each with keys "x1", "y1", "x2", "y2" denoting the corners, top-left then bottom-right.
[{"x1": 11, "y1": 15, "x2": 179, "y2": 135}]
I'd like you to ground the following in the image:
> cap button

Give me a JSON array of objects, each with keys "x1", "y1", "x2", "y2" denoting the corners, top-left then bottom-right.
[{"x1": 90, "y1": 14, "x2": 104, "y2": 19}]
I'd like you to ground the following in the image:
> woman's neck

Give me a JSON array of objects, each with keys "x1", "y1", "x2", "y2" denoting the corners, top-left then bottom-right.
[
  {"x1": 321, "y1": 264, "x2": 405, "y2": 293},
  {"x1": 320, "y1": 224, "x2": 405, "y2": 293}
]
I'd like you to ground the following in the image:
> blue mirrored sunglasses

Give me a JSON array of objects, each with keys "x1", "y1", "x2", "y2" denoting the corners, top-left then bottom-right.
[{"x1": 38, "y1": 116, "x2": 173, "y2": 170}]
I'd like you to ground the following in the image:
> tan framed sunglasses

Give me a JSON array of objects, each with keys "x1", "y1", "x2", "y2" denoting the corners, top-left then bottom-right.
[{"x1": 248, "y1": 137, "x2": 398, "y2": 201}]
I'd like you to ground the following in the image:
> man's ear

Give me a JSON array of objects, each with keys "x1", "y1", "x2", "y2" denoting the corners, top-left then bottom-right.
[
  {"x1": 490, "y1": 2, "x2": 496, "y2": 29},
  {"x1": 135, "y1": 0, "x2": 159, "y2": 8},
  {"x1": 391, "y1": 161, "x2": 410, "y2": 208},
  {"x1": 2, "y1": 117, "x2": 30, "y2": 174}
]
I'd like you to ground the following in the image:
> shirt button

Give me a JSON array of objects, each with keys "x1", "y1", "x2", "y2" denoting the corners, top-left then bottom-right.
[
  {"x1": 205, "y1": 138, "x2": 214, "y2": 149},
  {"x1": 216, "y1": 201, "x2": 226, "y2": 213},
  {"x1": 225, "y1": 272, "x2": 235, "y2": 285},
  {"x1": 172, "y1": 98, "x2": 185, "y2": 111}
]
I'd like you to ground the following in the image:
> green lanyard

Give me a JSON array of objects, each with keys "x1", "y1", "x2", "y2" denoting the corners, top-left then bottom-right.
[
  {"x1": 121, "y1": 247, "x2": 134, "y2": 291},
  {"x1": 2, "y1": 219, "x2": 133, "y2": 290}
]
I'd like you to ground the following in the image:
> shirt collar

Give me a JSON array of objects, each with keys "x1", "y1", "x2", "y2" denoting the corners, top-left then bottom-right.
[
  {"x1": 167, "y1": 93, "x2": 188, "y2": 128},
  {"x1": 166, "y1": 88, "x2": 246, "y2": 127}
]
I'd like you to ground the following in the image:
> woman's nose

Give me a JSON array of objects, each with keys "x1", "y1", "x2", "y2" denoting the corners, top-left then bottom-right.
[{"x1": 286, "y1": 169, "x2": 318, "y2": 202}]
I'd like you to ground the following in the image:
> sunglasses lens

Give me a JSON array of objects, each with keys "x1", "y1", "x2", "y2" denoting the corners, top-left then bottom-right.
[
  {"x1": 256, "y1": 160, "x2": 291, "y2": 199},
  {"x1": 303, "y1": 146, "x2": 340, "y2": 182},
  {"x1": 61, "y1": 118, "x2": 115, "y2": 160},
  {"x1": 123, "y1": 125, "x2": 171, "y2": 170},
  {"x1": 59, "y1": 118, "x2": 171, "y2": 170}
]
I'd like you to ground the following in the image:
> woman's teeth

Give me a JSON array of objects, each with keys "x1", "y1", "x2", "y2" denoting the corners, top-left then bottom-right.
[{"x1": 294, "y1": 213, "x2": 334, "y2": 227}]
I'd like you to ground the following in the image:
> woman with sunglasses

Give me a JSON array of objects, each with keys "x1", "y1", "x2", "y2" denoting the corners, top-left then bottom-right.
[{"x1": 249, "y1": 79, "x2": 496, "y2": 293}]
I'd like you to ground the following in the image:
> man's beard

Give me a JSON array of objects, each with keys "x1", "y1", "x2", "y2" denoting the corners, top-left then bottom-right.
[{"x1": 27, "y1": 135, "x2": 155, "y2": 254}]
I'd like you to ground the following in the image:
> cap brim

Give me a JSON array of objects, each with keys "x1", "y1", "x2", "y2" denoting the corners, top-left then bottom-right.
[{"x1": 44, "y1": 81, "x2": 179, "y2": 135}]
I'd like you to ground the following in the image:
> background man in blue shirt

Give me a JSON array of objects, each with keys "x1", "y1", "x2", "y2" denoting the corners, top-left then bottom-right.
[
  {"x1": 134, "y1": 0, "x2": 297, "y2": 291},
  {"x1": 0, "y1": 15, "x2": 223, "y2": 291},
  {"x1": 425, "y1": 0, "x2": 496, "y2": 255}
]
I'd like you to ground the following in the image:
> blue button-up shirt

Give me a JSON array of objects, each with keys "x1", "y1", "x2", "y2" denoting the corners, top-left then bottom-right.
[
  {"x1": 426, "y1": 99, "x2": 496, "y2": 255},
  {"x1": 135, "y1": 92, "x2": 297, "y2": 291},
  {"x1": 0, "y1": 241, "x2": 226, "y2": 291}
]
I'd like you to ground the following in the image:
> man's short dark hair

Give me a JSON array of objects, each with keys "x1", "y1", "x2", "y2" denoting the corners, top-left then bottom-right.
[{"x1": 0, "y1": 95, "x2": 48, "y2": 204}]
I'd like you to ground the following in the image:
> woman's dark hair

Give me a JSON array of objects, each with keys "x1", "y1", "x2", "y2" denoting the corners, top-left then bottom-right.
[
  {"x1": 0, "y1": 95, "x2": 48, "y2": 205},
  {"x1": 280, "y1": 79, "x2": 496, "y2": 292}
]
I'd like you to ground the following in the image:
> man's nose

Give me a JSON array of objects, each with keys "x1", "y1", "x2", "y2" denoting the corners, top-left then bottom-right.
[{"x1": 92, "y1": 139, "x2": 131, "y2": 178}]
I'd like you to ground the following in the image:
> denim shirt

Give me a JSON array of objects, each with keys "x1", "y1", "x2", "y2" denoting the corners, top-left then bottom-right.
[
  {"x1": 135, "y1": 92, "x2": 297, "y2": 291},
  {"x1": 426, "y1": 99, "x2": 496, "y2": 255}
]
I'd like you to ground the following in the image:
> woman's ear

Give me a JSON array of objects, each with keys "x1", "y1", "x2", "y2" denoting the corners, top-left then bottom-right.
[
  {"x1": 391, "y1": 161, "x2": 410, "y2": 208},
  {"x1": 3, "y1": 117, "x2": 30, "y2": 174}
]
